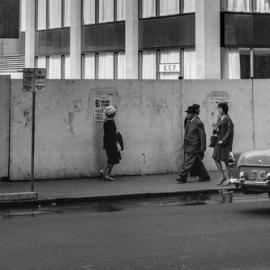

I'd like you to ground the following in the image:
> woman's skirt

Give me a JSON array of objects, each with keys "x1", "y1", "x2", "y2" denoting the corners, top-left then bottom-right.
[
  {"x1": 212, "y1": 144, "x2": 230, "y2": 163},
  {"x1": 105, "y1": 146, "x2": 121, "y2": 165}
]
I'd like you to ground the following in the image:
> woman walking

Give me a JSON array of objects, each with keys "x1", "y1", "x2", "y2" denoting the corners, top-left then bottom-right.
[
  {"x1": 101, "y1": 105, "x2": 123, "y2": 181},
  {"x1": 212, "y1": 102, "x2": 234, "y2": 185}
]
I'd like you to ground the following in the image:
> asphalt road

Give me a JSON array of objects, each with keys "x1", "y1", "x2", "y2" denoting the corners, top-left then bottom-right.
[{"x1": 1, "y1": 195, "x2": 270, "y2": 270}]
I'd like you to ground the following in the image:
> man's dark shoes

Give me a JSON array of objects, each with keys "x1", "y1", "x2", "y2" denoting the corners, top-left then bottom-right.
[
  {"x1": 198, "y1": 177, "x2": 210, "y2": 182},
  {"x1": 176, "y1": 177, "x2": 187, "y2": 183}
]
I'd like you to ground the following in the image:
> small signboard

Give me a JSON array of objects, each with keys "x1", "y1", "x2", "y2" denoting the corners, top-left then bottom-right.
[
  {"x1": 34, "y1": 68, "x2": 46, "y2": 92},
  {"x1": 23, "y1": 68, "x2": 46, "y2": 92},
  {"x1": 94, "y1": 95, "x2": 112, "y2": 121},
  {"x1": 23, "y1": 68, "x2": 34, "y2": 92},
  {"x1": 159, "y1": 63, "x2": 180, "y2": 73}
]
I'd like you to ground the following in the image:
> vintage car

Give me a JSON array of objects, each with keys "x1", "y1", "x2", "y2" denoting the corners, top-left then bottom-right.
[{"x1": 230, "y1": 149, "x2": 270, "y2": 195}]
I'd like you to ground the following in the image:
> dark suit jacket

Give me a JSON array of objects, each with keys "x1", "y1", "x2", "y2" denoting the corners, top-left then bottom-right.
[{"x1": 184, "y1": 116, "x2": 206, "y2": 153}]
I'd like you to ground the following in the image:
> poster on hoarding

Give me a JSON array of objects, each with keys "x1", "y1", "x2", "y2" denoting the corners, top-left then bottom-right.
[{"x1": 94, "y1": 95, "x2": 112, "y2": 121}]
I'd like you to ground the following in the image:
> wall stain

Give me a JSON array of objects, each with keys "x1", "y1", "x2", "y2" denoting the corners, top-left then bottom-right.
[
  {"x1": 73, "y1": 99, "x2": 82, "y2": 112},
  {"x1": 67, "y1": 112, "x2": 74, "y2": 134},
  {"x1": 23, "y1": 108, "x2": 31, "y2": 128}
]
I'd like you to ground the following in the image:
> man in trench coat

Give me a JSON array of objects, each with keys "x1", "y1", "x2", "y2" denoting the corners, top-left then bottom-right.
[{"x1": 177, "y1": 106, "x2": 210, "y2": 183}]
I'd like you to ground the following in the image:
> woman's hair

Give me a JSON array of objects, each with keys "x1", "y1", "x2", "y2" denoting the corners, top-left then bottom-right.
[{"x1": 218, "y1": 102, "x2": 229, "y2": 114}]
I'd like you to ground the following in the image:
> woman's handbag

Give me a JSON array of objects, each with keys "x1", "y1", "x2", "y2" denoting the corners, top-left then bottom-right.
[{"x1": 209, "y1": 135, "x2": 217, "y2": 148}]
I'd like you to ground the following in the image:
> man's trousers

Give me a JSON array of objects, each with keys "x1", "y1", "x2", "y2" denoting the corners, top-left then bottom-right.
[{"x1": 179, "y1": 152, "x2": 209, "y2": 180}]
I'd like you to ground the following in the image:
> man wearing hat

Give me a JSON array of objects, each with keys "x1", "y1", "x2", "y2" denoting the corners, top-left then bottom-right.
[
  {"x1": 189, "y1": 104, "x2": 205, "y2": 178},
  {"x1": 177, "y1": 105, "x2": 210, "y2": 183}
]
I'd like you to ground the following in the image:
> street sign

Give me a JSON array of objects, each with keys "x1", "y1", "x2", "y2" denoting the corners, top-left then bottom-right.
[
  {"x1": 23, "y1": 68, "x2": 34, "y2": 92},
  {"x1": 22, "y1": 68, "x2": 46, "y2": 192},
  {"x1": 23, "y1": 68, "x2": 46, "y2": 92},
  {"x1": 34, "y1": 68, "x2": 46, "y2": 92}
]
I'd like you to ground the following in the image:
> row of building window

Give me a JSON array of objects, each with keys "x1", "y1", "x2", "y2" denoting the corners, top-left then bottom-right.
[
  {"x1": 20, "y1": 0, "x2": 196, "y2": 31},
  {"x1": 19, "y1": 0, "x2": 270, "y2": 32},
  {"x1": 33, "y1": 48, "x2": 196, "y2": 80},
  {"x1": 223, "y1": 48, "x2": 270, "y2": 79},
  {"x1": 222, "y1": 0, "x2": 270, "y2": 12},
  {"x1": 2, "y1": 48, "x2": 270, "y2": 80},
  {"x1": 32, "y1": 48, "x2": 270, "y2": 80}
]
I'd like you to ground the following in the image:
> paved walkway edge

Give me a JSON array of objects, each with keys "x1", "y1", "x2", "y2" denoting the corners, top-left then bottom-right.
[{"x1": 0, "y1": 187, "x2": 238, "y2": 208}]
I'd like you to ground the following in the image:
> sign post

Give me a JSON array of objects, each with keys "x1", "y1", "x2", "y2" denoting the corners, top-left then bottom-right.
[{"x1": 23, "y1": 68, "x2": 46, "y2": 191}]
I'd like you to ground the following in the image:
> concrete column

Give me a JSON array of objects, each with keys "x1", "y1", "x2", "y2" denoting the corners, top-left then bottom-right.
[
  {"x1": 70, "y1": 0, "x2": 81, "y2": 79},
  {"x1": 195, "y1": 0, "x2": 221, "y2": 79},
  {"x1": 125, "y1": 0, "x2": 138, "y2": 79},
  {"x1": 25, "y1": 0, "x2": 35, "y2": 68}
]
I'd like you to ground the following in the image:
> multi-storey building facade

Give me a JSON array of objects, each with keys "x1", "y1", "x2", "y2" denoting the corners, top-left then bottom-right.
[{"x1": 1, "y1": 0, "x2": 270, "y2": 80}]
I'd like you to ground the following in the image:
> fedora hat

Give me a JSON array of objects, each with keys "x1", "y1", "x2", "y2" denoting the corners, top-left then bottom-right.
[
  {"x1": 105, "y1": 105, "x2": 117, "y2": 116},
  {"x1": 185, "y1": 106, "x2": 196, "y2": 114}
]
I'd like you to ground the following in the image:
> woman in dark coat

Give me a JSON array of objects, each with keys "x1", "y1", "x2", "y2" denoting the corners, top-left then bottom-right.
[
  {"x1": 212, "y1": 102, "x2": 234, "y2": 185},
  {"x1": 101, "y1": 105, "x2": 123, "y2": 181}
]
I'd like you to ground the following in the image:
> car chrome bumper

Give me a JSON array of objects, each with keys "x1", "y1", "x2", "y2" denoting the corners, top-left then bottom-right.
[
  {"x1": 229, "y1": 178, "x2": 270, "y2": 188},
  {"x1": 229, "y1": 178, "x2": 270, "y2": 194}
]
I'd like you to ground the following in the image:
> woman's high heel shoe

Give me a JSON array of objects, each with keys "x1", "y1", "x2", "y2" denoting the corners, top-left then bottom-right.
[{"x1": 217, "y1": 178, "x2": 226, "y2": 185}]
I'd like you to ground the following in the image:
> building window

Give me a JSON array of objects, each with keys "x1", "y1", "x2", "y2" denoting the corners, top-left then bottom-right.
[
  {"x1": 159, "y1": 49, "x2": 180, "y2": 80},
  {"x1": 49, "y1": 0, "x2": 62, "y2": 28},
  {"x1": 222, "y1": 0, "x2": 251, "y2": 11},
  {"x1": 220, "y1": 0, "x2": 270, "y2": 12},
  {"x1": 48, "y1": 55, "x2": 62, "y2": 79},
  {"x1": 183, "y1": 48, "x2": 196, "y2": 79},
  {"x1": 117, "y1": 0, "x2": 126, "y2": 20},
  {"x1": 64, "y1": 0, "x2": 71, "y2": 27},
  {"x1": 64, "y1": 55, "x2": 71, "y2": 78},
  {"x1": 83, "y1": 0, "x2": 95, "y2": 24},
  {"x1": 160, "y1": 0, "x2": 179, "y2": 16},
  {"x1": 254, "y1": 0, "x2": 270, "y2": 12},
  {"x1": 239, "y1": 49, "x2": 250, "y2": 79},
  {"x1": 182, "y1": 0, "x2": 195, "y2": 13},
  {"x1": 98, "y1": 52, "x2": 114, "y2": 79},
  {"x1": 254, "y1": 49, "x2": 270, "y2": 78},
  {"x1": 117, "y1": 52, "x2": 126, "y2": 79},
  {"x1": 222, "y1": 48, "x2": 270, "y2": 79},
  {"x1": 99, "y1": 0, "x2": 114, "y2": 23},
  {"x1": 20, "y1": 0, "x2": 26, "y2": 32},
  {"x1": 142, "y1": 0, "x2": 156, "y2": 18},
  {"x1": 35, "y1": 56, "x2": 47, "y2": 69},
  {"x1": 37, "y1": 0, "x2": 47, "y2": 30},
  {"x1": 83, "y1": 53, "x2": 96, "y2": 79},
  {"x1": 222, "y1": 48, "x2": 241, "y2": 79},
  {"x1": 142, "y1": 50, "x2": 156, "y2": 79},
  {"x1": 141, "y1": 0, "x2": 195, "y2": 18}
]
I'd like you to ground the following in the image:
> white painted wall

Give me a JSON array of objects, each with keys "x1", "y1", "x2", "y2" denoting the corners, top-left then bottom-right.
[{"x1": 8, "y1": 79, "x2": 266, "y2": 181}]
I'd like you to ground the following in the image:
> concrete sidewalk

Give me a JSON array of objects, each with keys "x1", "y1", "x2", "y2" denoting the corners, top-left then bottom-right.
[{"x1": 0, "y1": 171, "x2": 236, "y2": 206}]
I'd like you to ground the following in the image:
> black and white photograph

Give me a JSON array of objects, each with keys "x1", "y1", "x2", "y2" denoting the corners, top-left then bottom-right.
[{"x1": 1, "y1": 0, "x2": 270, "y2": 269}]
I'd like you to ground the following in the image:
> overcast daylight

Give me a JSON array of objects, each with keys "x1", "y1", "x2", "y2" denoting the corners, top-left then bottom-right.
[{"x1": 1, "y1": 0, "x2": 270, "y2": 269}]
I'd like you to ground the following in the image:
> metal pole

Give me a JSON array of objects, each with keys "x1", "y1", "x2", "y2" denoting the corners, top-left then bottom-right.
[{"x1": 31, "y1": 90, "x2": 36, "y2": 191}]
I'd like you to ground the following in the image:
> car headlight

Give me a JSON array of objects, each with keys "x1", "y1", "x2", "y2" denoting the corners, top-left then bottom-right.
[
  {"x1": 239, "y1": 171, "x2": 248, "y2": 180},
  {"x1": 266, "y1": 173, "x2": 270, "y2": 180}
]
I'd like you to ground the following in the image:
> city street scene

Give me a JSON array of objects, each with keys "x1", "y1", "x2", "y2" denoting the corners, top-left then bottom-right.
[{"x1": 2, "y1": 0, "x2": 270, "y2": 269}]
